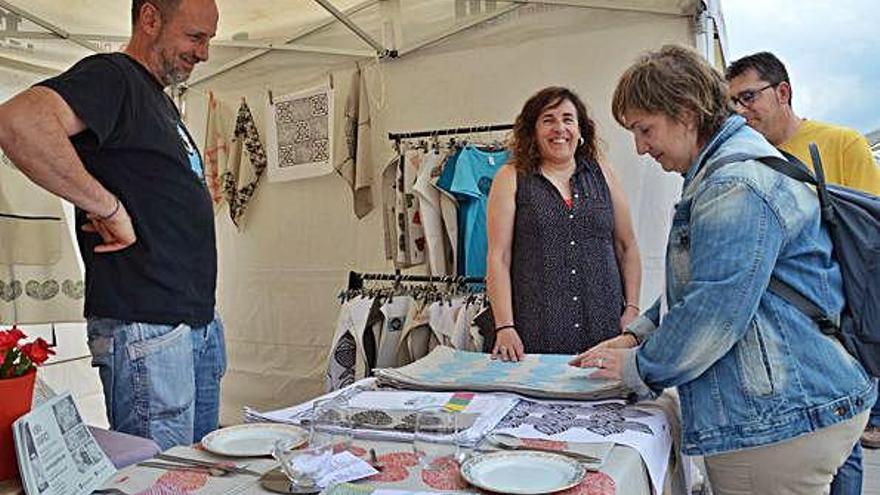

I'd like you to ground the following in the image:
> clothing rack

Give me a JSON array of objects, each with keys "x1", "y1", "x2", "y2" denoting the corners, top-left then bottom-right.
[
  {"x1": 388, "y1": 123, "x2": 513, "y2": 143},
  {"x1": 347, "y1": 270, "x2": 484, "y2": 291}
]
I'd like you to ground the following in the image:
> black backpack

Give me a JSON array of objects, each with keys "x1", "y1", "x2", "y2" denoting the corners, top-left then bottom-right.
[{"x1": 710, "y1": 144, "x2": 880, "y2": 376}]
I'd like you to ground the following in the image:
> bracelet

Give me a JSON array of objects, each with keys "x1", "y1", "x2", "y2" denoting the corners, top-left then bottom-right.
[
  {"x1": 624, "y1": 302, "x2": 640, "y2": 312},
  {"x1": 97, "y1": 197, "x2": 121, "y2": 221},
  {"x1": 495, "y1": 324, "x2": 516, "y2": 332}
]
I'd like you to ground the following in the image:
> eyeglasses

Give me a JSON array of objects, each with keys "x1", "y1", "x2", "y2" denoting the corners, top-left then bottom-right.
[{"x1": 731, "y1": 83, "x2": 777, "y2": 108}]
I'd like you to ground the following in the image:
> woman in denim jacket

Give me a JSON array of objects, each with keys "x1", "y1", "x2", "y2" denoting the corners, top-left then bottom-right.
[{"x1": 570, "y1": 45, "x2": 874, "y2": 494}]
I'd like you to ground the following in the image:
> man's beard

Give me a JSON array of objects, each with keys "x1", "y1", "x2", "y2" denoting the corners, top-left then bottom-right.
[{"x1": 159, "y1": 53, "x2": 192, "y2": 86}]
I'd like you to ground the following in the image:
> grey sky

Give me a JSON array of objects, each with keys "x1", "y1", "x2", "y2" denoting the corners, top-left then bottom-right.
[{"x1": 722, "y1": 0, "x2": 879, "y2": 135}]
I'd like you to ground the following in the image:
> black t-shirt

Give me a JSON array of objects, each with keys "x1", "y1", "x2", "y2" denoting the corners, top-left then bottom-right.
[{"x1": 37, "y1": 53, "x2": 216, "y2": 327}]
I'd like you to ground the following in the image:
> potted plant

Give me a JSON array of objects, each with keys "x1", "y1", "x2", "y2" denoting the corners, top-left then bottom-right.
[{"x1": 0, "y1": 326, "x2": 55, "y2": 481}]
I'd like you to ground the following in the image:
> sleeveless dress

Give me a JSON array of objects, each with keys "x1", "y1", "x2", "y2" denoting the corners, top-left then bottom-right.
[{"x1": 510, "y1": 159, "x2": 623, "y2": 354}]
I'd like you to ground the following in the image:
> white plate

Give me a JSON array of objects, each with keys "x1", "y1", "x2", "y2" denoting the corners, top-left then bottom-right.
[
  {"x1": 201, "y1": 423, "x2": 308, "y2": 457},
  {"x1": 460, "y1": 451, "x2": 586, "y2": 494}
]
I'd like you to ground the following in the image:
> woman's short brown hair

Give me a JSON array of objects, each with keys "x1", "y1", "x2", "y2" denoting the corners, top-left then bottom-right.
[
  {"x1": 510, "y1": 86, "x2": 599, "y2": 175},
  {"x1": 611, "y1": 45, "x2": 731, "y2": 143}
]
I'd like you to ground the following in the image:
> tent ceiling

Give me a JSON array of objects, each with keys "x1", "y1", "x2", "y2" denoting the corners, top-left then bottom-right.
[{"x1": 0, "y1": 0, "x2": 699, "y2": 84}]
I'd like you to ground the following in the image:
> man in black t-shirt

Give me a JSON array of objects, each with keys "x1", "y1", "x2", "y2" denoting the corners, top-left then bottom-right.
[{"x1": 0, "y1": 0, "x2": 224, "y2": 450}]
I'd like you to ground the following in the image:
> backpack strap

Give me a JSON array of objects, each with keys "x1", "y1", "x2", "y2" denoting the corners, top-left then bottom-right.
[
  {"x1": 758, "y1": 146, "x2": 837, "y2": 225},
  {"x1": 767, "y1": 278, "x2": 839, "y2": 335},
  {"x1": 703, "y1": 146, "x2": 842, "y2": 334},
  {"x1": 761, "y1": 146, "x2": 841, "y2": 333}
]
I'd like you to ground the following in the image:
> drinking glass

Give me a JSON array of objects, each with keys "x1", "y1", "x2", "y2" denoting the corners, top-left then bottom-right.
[
  {"x1": 309, "y1": 398, "x2": 353, "y2": 455},
  {"x1": 272, "y1": 437, "x2": 330, "y2": 492},
  {"x1": 412, "y1": 406, "x2": 460, "y2": 468}
]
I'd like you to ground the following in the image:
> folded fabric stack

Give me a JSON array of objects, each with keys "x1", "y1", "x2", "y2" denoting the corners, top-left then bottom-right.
[
  {"x1": 243, "y1": 379, "x2": 518, "y2": 446},
  {"x1": 374, "y1": 346, "x2": 628, "y2": 401}
]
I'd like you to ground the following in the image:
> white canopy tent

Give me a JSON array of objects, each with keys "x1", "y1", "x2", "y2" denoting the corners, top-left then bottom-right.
[{"x1": 0, "y1": 0, "x2": 728, "y2": 426}]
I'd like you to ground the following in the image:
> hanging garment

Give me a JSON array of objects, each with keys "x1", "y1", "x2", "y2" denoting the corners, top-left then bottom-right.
[
  {"x1": 436, "y1": 145, "x2": 509, "y2": 277},
  {"x1": 325, "y1": 297, "x2": 375, "y2": 392},
  {"x1": 375, "y1": 295, "x2": 412, "y2": 369},
  {"x1": 457, "y1": 297, "x2": 485, "y2": 352},
  {"x1": 381, "y1": 156, "x2": 400, "y2": 262},
  {"x1": 396, "y1": 147, "x2": 426, "y2": 267},
  {"x1": 395, "y1": 299, "x2": 435, "y2": 366},
  {"x1": 511, "y1": 159, "x2": 622, "y2": 354},
  {"x1": 333, "y1": 67, "x2": 374, "y2": 218},
  {"x1": 203, "y1": 91, "x2": 231, "y2": 213},
  {"x1": 223, "y1": 99, "x2": 268, "y2": 229},
  {"x1": 412, "y1": 149, "x2": 450, "y2": 276},
  {"x1": 427, "y1": 297, "x2": 466, "y2": 349},
  {"x1": 433, "y1": 149, "x2": 461, "y2": 275}
]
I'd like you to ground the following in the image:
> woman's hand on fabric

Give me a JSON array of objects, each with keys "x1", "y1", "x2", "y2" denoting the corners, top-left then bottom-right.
[
  {"x1": 491, "y1": 328, "x2": 525, "y2": 362},
  {"x1": 571, "y1": 334, "x2": 637, "y2": 360},
  {"x1": 568, "y1": 346, "x2": 628, "y2": 380}
]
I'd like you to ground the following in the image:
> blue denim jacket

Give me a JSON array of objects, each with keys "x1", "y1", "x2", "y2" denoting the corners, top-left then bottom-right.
[{"x1": 621, "y1": 115, "x2": 875, "y2": 456}]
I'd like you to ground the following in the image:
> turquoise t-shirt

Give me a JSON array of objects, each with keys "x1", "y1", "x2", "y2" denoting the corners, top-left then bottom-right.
[{"x1": 437, "y1": 145, "x2": 509, "y2": 278}]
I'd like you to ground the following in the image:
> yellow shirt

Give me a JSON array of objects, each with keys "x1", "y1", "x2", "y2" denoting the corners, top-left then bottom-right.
[{"x1": 778, "y1": 120, "x2": 880, "y2": 195}]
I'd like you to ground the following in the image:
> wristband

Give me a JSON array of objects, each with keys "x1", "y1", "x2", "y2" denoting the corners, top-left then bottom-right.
[
  {"x1": 97, "y1": 197, "x2": 121, "y2": 220},
  {"x1": 624, "y1": 302, "x2": 640, "y2": 312},
  {"x1": 495, "y1": 324, "x2": 516, "y2": 332}
]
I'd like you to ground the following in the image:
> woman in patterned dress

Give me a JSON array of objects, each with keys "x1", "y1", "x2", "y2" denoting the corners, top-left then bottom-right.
[{"x1": 486, "y1": 86, "x2": 642, "y2": 361}]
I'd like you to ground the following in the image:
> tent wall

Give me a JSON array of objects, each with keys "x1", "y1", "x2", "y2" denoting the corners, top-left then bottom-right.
[{"x1": 183, "y1": 5, "x2": 691, "y2": 425}]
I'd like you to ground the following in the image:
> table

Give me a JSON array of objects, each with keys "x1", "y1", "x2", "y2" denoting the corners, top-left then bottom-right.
[
  {"x1": 99, "y1": 392, "x2": 687, "y2": 495},
  {"x1": 100, "y1": 441, "x2": 667, "y2": 495}
]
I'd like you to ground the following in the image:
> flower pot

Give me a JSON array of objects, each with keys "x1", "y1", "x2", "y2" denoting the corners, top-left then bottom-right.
[{"x1": 0, "y1": 369, "x2": 36, "y2": 481}]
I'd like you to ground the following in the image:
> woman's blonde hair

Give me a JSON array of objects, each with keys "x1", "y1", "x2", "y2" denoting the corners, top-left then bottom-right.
[{"x1": 612, "y1": 45, "x2": 731, "y2": 142}]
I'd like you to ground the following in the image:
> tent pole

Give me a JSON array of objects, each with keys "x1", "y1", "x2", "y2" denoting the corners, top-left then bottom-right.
[
  {"x1": 0, "y1": 31, "x2": 123, "y2": 41},
  {"x1": 693, "y1": 1, "x2": 715, "y2": 65},
  {"x1": 311, "y1": 0, "x2": 390, "y2": 57},
  {"x1": 187, "y1": 0, "x2": 378, "y2": 87},
  {"x1": 508, "y1": 0, "x2": 690, "y2": 16},
  {"x1": 210, "y1": 41, "x2": 373, "y2": 58},
  {"x1": 397, "y1": 3, "x2": 520, "y2": 58},
  {"x1": 0, "y1": 54, "x2": 62, "y2": 75},
  {"x1": 0, "y1": 0, "x2": 102, "y2": 53}
]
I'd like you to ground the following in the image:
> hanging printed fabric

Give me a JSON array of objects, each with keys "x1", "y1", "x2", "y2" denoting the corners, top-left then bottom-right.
[
  {"x1": 332, "y1": 67, "x2": 374, "y2": 219},
  {"x1": 325, "y1": 297, "x2": 375, "y2": 392},
  {"x1": 396, "y1": 146, "x2": 426, "y2": 267},
  {"x1": 413, "y1": 149, "x2": 450, "y2": 275},
  {"x1": 222, "y1": 99, "x2": 268, "y2": 229},
  {"x1": 203, "y1": 91, "x2": 231, "y2": 213},
  {"x1": 266, "y1": 83, "x2": 335, "y2": 182},
  {"x1": 381, "y1": 156, "x2": 400, "y2": 262}
]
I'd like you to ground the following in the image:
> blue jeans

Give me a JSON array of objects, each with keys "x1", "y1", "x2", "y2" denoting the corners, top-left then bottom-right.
[
  {"x1": 830, "y1": 442, "x2": 862, "y2": 495},
  {"x1": 87, "y1": 315, "x2": 226, "y2": 451}
]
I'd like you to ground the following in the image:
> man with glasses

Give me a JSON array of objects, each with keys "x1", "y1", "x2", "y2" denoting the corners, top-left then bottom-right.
[
  {"x1": 726, "y1": 51, "x2": 880, "y2": 495},
  {"x1": 726, "y1": 52, "x2": 879, "y2": 193}
]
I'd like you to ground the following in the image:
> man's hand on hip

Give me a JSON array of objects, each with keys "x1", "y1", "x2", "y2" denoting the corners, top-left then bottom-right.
[{"x1": 82, "y1": 200, "x2": 137, "y2": 252}]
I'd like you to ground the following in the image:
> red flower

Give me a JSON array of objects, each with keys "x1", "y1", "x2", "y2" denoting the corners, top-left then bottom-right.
[
  {"x1": 0, "y1": 326, "x2": 25, "y2": 350},
  {"x1": 19, "y1": 338, "x2": 55, "y2": 366}
]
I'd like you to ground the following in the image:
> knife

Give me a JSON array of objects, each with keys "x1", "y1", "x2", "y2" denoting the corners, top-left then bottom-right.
[{"x1": 154, "y1": 453, "x2": 261, "y2": 476}]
